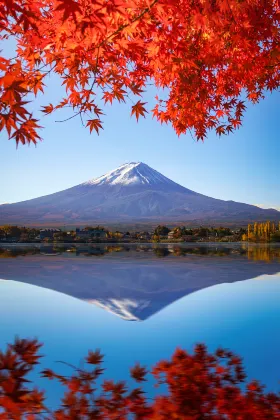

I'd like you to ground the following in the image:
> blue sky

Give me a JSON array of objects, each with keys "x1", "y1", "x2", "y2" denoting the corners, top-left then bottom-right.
[{"x1": 0, "y1": 76, "x2": 279, "y2": 210}]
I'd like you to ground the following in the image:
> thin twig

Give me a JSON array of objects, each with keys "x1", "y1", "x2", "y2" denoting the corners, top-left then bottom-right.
[{"x1": 55, "y1": 112, "x2": 80, "y2": 123}]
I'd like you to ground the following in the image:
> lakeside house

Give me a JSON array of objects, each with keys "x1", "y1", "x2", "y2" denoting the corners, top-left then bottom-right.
[
  {"x1": 168, "y1": 230, "x2": 175, "y2": 239},
  {"x1": 138, "y1": 231, "x2": 152, "y2": 240},
  {"x1": 40, "y1": 228, "x2": 61, "y2": 240},
  {"x1": 76, "y1": 228, "x2": 107, "y2": 241},
  {"x1": 0, "y1": 236, "x2": 18, "y2": 242}
]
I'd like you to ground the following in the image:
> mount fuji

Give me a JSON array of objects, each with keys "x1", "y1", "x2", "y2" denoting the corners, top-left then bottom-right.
[{"x1": 0, "y1": 162, "x2": 279, "y2": 225}]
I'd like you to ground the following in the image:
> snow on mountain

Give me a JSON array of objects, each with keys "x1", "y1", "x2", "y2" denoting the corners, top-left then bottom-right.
[
  {"x1": 83, "y1": 162, "x2": 181, "y2": 187},
  {"x1": 0, "y1": 162, "x2": 279, "y2": 224},
  {"x1": 86, "y1": 298, "x2": 150, "y2": 321}
]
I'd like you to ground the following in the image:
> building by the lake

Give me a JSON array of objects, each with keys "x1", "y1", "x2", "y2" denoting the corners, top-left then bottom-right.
[{"x1": 76, "y1": 228, "x2": 107, "y2": 240}]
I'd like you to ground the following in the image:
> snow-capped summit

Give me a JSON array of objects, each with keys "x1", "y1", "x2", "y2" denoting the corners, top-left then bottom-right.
[{"x1": 83, "y1": 162, "x2": 179, "y2": 187}]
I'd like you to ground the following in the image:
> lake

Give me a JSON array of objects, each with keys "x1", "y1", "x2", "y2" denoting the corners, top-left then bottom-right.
[{"x1": 0, "y1": 243, "x2": 280, "y2": 407}]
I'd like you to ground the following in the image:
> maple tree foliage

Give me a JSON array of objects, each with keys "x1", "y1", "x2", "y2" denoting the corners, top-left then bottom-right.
[
  {"x1": 0, "y1": 0, "x2": 280, "y2": 145},
  {"x1": 1, "y1": 339, "x2": 280, "y2": 419}
]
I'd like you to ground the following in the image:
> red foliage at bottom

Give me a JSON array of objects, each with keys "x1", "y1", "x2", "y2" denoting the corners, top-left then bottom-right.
[{"x1": 0, "y1": 338, "x2": 279, "y2": 419}]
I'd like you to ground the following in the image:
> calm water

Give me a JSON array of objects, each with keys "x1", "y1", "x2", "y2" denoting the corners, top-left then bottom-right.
[{"x1": 0, "y1": 243, "x2": 280, "y2": 406}]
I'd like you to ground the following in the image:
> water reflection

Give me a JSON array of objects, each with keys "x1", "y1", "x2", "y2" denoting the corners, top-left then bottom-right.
[
  {"x1": 0, "y1": 244, "x2": 279, "y2": 321},
  {"x1": 1, "y1": 243, "x2": 280, "y2": 403},
  {"x1": 1, "y1": 243, "x2": 280, "y2": 260}
]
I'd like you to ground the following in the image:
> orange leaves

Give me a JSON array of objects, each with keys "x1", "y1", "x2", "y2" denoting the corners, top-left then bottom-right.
[
  {"x1": 11, "y1": 117, "x2": 42, "y2": 146},
  {"x1": 0, "y1": 58, "x2": 43, "y2": 145},
  {"x1": 216, "y1": 125, "x2": 226, "y2": 136},
  {"x1": 41, "y1": 104, "x2": 54, "y2": 115},
  {"x1": 103, "y1": 86, "x2": 128, "y2": 105},
  {"x1": 191, "y1": 11, "x2": 206, "y2": 30},
  {"x1": 247, "y1": 91, "x2": 260, "y2": 103},
  {"x1": 1, "y1": 0, "x2": 280, "y2": 145},
  {"x1": 55, "y1": 0, "x2": 82, "y2": 22},
  {"x1": 0, "y1": 338, "x2": 45, "y2": 417},
  {"x1": 130, "y1": 363, "x2": 148, "y2": 382},
  {"x1": 113, "y1": 87, "x2": 126, "y2": 102},
  {"x1": 129, "y1": 84, "x2": 145, "y2": 96},
  {"x1": 131, "y1": 100, "x2": 147, "y2": 121},
  {"x1": 216, "y1": 109, "x2": 225, "y2": 118},
  {"x1": 86, "y1": 349, "x2": 104, "y2": 365},
  {"x1": 41, "y1": 368, "x2": 56, "y2": 379},
  {"x1": 103, "y1": 91, "x2": 115, "y2": 104},
  {"x1": 86, "y1": 118, "x2": 103, "y2": 134}
]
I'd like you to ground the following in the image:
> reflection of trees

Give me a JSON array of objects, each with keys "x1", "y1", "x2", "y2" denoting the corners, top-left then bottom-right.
[
  {"x1": 0, "y1": 244, "x2": 279, "y2": 261},
  {"x1": 76, "y1": 247, "x2": 107, "y2": 257},
  {"x1": 0, "y1": 247, "x2": 39, "y2": 258},
  {"x1": 105, "y1": 246, "x2": 125, "y2": 253},
  {"x1": 245, "y1": 245, "x2": 280, "y2": 263},
  {"x1": 154, "y1": 248, "x2": 170, "y2": 258}
]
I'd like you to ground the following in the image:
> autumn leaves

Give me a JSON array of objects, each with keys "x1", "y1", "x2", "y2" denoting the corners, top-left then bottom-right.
[
  {"x1": 2, "y1": 338, "x2": 280, "y2": 418},
  {"x1": 1, "y1": 0, "x2": 280, "y2": 145}
]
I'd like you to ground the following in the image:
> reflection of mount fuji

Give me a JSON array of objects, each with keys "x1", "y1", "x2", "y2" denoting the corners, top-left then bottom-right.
[{"x1": 0, "y1": 246, "x2": 280, "y2": 320}]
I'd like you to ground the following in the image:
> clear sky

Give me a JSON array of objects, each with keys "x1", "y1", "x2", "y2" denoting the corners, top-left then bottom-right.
[{"x1": 0, "y1": 75, "x2": 279, "y2": 210}]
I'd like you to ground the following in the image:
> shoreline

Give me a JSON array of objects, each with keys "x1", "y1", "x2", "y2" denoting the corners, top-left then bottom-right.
[{"x1": 0, "y1": 241, "x2": 279, "y2": 247}]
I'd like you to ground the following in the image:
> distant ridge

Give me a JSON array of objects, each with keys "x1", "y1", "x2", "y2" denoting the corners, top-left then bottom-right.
[{"x1": 0, "y1": 162, "x2": 279, "y2": 225}]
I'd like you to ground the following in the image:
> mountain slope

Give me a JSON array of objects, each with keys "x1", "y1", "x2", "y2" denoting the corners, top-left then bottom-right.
[{"x1": 0, "y1": 162, "x2": 279, "y2": 225}]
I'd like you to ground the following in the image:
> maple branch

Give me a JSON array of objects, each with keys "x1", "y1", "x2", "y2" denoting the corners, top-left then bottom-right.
[
  {"x1": 266, "y1": 61, "x2": 280, "y2": 68},
  {"x1": 125, "y1": 93, "x2": 135, "y2": 104},
  {"x1": 54, "y1": 111, "x2": 81, "y2": 123},
  {"x1": 98, "y1": 0, "x2": 159, "y2": 48},
  {"x1": 55, "y1": 360, "x2": 81, "y2": 371},
  {"x1": 40, "y1": 63, "x2": 57, "y2": 75},
  {"x1": 30, "y1": 0, "x2": 159, "y2": 84},
  {"x1": 24, "y1": 410, "x2": 50, "y2": 416},
  {"x1": 79, "y1": 111, "x2": 85, "y2": 126},
  {"x1": 88, "y1": 46, "x2": 101, "y2": 93},
  {"x1": 188, "y1": 128, "x2": 195, "y2": 142},
  {"x1": 2, "y1": 0, "x2": 280, "y2": 144}
]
